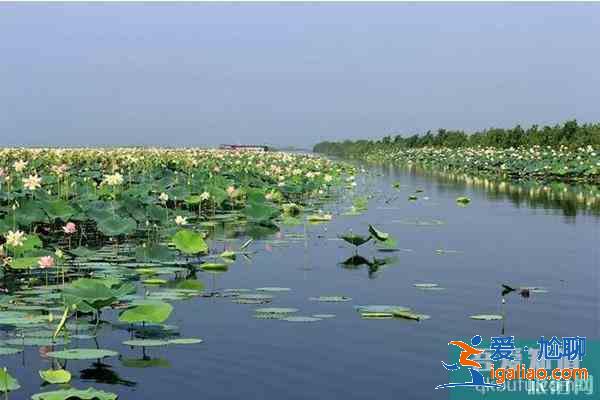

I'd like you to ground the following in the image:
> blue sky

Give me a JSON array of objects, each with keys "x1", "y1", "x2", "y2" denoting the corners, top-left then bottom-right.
[{"x1": 1, "y1": 3, "x2": 599, "y2": 147}]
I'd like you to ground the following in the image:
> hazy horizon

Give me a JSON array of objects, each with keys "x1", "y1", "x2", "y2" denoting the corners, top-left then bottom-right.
[{"x1": 1, "y1": 3, "x2": 599, "y2": 147}]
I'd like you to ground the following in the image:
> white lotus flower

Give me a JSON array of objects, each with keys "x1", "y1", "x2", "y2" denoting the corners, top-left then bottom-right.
[
  {"x1": 22, "y1": 174, "x2": 42, "y2": 191},
  {"x1": 5, "y1": 230, "x2": 25, "y2": 247}
]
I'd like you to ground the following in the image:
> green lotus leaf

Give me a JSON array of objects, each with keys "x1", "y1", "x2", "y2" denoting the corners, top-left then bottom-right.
[
  {"x1": 142, "y1": 279, "x2": 167, "y2": 285},
  {"x1": 42, "y1": 200, "x2": 76, "y2": 221},
  {"x1": 167, "y1": 338, "x2": 204, "y2": 345},
  {"x1": 96, "y1": 215, "x2": 137, "y2": 237},
  {"x1": 46, "y1": 348, "x2": 118, "y2": 360},
  {"x1": 15, "y1": 200, "x2": 49, "y2": 226},
  {"x1": 368, "y1": 225, "x2": 389, "y2": 241},
  {"x1": 199, "y1": 263, "x2": 228, "y2": 272},
  {"x1": 39, "y1": 369, "x2": 71, "y2": 384},
  {"x1": 31, "y1": 387, "x2": 118, "y2": 400},
  {"x1": 393, "y1": 311, "x2": 431, "y2": 321},
  {"x1": 456, "y1": 196, "x2": 471, "y2": 205},
  {"x1": 172, "y1": 230, "x2": 208, "y2": 255},
  {"x1": 123, "y1": 339, "x2": 169, "y2": 347},
  {"x1": 282, "y1": 316, "x2": 321, "y2": 322},
  {"x1": 339, "y1": 233, "x2": 371, "y2": 247},
  {"x1": 175, "y1": 280, "x2": 204, "y2": 292},
  {"x1": 0, "y1": 368, "x2": 20, "y2": 392},
  {"x1": 8, "y1": 256, "x2": 41, "y2": 270},
  {"x1": 244, "y1": 201, "x2": 279, "y2": 223},
  {"x1": 119, "y1": 301, "x2": 173, "y2": 324},
  {"x1": 309, "y1": 296, "x2": 352, "y2": 302},
  {"x1": 62, "y1": 279, "x2": 118, "y2": 312},
  {"x1": 470, "y1": 314, "x2": 503, "y2": 321}
]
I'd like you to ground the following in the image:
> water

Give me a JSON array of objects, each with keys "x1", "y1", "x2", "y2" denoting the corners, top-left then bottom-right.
[{"x1": 5, "y1": 163, "x2": 599, "y2": 399}]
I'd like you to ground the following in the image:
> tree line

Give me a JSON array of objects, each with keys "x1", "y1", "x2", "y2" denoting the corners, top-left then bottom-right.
[{"x1": 313, "y1": 120, "x2": 600, "y2": 156}]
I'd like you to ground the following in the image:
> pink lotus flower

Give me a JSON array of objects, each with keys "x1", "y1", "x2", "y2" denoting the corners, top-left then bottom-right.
[
  {"x1": 38, "y1": 256, "x2": 54, "y2": 269},
  {"x1": 63, "y1": 222, "x2": 77, "y2": 234}
]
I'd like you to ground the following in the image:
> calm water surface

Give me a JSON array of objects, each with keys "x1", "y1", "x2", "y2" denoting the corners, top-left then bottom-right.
[{"x1": 5, "y1": 163, "x2": 599, "y2": 399}]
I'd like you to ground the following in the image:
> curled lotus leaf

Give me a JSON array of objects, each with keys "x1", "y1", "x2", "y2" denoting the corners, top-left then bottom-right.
[
  {"x1": 0, "y1": 368, "x2": 20, "y2": 392},
  {"x1": 368, "y1": 225, "x2": 390, "y2": 241},
  {"x1": 39, "y1": 369, "x2": 72, "y2": 384}
]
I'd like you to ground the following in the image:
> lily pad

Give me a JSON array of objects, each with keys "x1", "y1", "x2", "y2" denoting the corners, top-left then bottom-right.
[
  {"x1": 31, "y1": 388, "x2": 117, "y2": 400},
  {"x1": 119, "y1": 302, "x2": 173, "y2": 324},
  {"x1": 167, "y1": 338, "x2": 203, "y2": 345},
  {"x1": 282, "y1": 316, "x2": 321, "y2": 322},
  {"x1": 0, "y1": 368, "x2": 20, "y2": 392},
  {"x1": 123, "y1": 339, "x2": 169, "y2": 347},
  {"x1": 47, "y1": 348, "x2": 118, "y2": 360},
  {"x1": 39, "y1": 369, "x2": 72, "y2": 384},
  {"x1": 255, "y1": 287, "x2": 291, "y2": 292},
  {"x1": 470, "y1": 314, "x2": 503, "y2": 321},
  {"x1": 309, "y1": 296, "x2": 352, "y2": 302}
]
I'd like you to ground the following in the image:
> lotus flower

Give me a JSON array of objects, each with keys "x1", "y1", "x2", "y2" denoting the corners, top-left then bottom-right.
[
  {"x1": 63, "y1": 222, "x2": 77, "y2": 234},
  {"x1": 38, "y1": 256, "x2": 55, "y2": 269}
]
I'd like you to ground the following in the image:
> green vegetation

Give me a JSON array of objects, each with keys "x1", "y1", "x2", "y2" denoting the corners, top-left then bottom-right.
[
  {"x1": 314, "y1": 120, "x2": 600, "y2": 182},
  {"x1": 0, "y1": 147, "x2": 355, "y2": 398}
]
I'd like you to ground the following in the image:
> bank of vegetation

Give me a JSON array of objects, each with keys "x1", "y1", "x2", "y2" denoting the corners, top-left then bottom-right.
[{"x1": 314, "y1": 120, "x2": 600, "y2": 182}]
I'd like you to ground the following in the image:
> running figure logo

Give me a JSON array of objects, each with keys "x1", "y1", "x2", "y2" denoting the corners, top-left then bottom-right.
[{"x1": 435, "y1": 335, "x2": 502, "y2": 389}]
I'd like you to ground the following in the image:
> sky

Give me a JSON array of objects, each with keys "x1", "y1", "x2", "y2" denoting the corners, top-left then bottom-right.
[{"x1": 1, "y1": 3, "x2": 599, "y2": 148}]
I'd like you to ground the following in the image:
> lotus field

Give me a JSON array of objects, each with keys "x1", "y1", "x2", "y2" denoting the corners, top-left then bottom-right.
[
  {"x1": 365, "y1": 146, "x2": 600, "y2": 181},
  {"x1": 325, "y1": 145, "x2": 600, "y2": 183},
  {"x1": 0, "y1": 148, "x2": 355, "y2": 399}
]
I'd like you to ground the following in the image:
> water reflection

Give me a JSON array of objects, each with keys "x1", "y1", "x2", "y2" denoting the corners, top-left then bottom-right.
[
  {"x1": 80, "y1": 361, "x2": 137, "y2": 386},
  {"x1": 377, "y1": 163, "x2": 600, "y2": 217}
]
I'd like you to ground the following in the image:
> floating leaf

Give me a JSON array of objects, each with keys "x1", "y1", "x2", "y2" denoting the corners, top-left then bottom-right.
[
  {"x1": 339, "y1": 233, "x2": 371, "y2": 247},
  {"x1": 39, "y1": 369, "x2": 71, "y2": 384},
  {"x1": 142, "y1": 279, "x2": 167, "y2": 285},
  {"x1": 199, "y1": 263, "x2": 228, "y2": 272},
  {"x1": 255, "y1": 287, "x2": 291, "y2": 293},
  {"x1": 0, "y1": 368, "x2": 20, "y2": 392},
  {"x1": 168, "y1": 338, "x2": 203, "y2": 345},
  {"x1": 368, "y1": 225, "x2": 389, "y2": 241},
  {"x1": 456, "y1": 196, "x2": 471, "y2": 205},
  {"x1": 355, "y1": 305, "x2": 411, "y2": 313},
  {"x1": 123, "y1": 339, "x2": 169, "y2": 347},
  {"x1": 47, "y1": 348, "x2": 118, "y2": 360},
  {"x1": 282, "y1": 316, "x2": 321, "y2": 322},
  {"x1": 172, "y1": 230, "x2": 208, "y2": 255},
  {"x1": 307, "y1": 214, "x2": 332, "y2": 222},
  {"x1": 119, "y1": 302, "x2": 173, "y2": 324},
  {"x1": 470, "y1": 314, "x2": 503, "y2": 321},
  {"x1": 31, "y1": 388, "x2": 117, "y2": 400},
  {"x1": 312, "y1": 314, "x2": 336, "y2": 319},
  {"x1": 393, "y1": 311, "x2": 431, "y2": 321},
  {"x1": 309, "y1": 296, "x2": 352, "y2": 302},
  {"x1": 361, "y1": 312, "x2": 394, "y2": 319}
]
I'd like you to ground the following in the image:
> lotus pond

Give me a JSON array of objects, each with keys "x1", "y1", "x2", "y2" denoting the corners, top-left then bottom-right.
[{"x1": 0, "y1": 149, "x2": 597, "y2": 399}]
